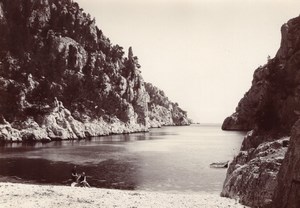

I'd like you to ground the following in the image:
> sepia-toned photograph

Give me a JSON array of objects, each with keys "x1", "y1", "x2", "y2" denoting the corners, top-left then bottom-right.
[{"x1": 0, "y1": 0, "x2": 299, "y2": 207}]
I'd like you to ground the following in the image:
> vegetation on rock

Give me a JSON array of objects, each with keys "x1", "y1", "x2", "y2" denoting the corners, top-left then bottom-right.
[
  {"x1": 145, "y1": 83, "x2": 190, "y2": 127},
  {"x1": 0, "y1": 0, "x2": 190, "y2": 142}
]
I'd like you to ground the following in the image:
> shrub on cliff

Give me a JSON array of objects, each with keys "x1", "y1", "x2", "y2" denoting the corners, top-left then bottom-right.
[{"x1": 0, "y1": 0, "x2": 190, "y2": 140}]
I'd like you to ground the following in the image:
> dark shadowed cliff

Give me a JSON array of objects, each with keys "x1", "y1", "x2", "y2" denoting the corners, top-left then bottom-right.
[
  {"x1": 221, "y1": 15, "x2": 300, "y2": 207},
  {"x1": 0, "y1": 0, "x2": 190, "y2": 142}
]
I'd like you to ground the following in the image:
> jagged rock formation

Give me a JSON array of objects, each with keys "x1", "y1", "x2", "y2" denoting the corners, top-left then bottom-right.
[
  {"x1": 223, "y1": 16, "x2": 300, "y2": 133},
  {"x1": 0, "y1": 0, "x2": 190, "y2": 142},
  {"x1": 272, "y1": 120, "x2": 300, "y2": 208},
  {"x1": 221, "y1": 136, "x2": 289, "y2": 207},
  {"x1": 145, "y1": 83, "x2": 190, "y2": 127},
  {"x1": 222, "y1": 15, "x2": 300, "y2": 207}
]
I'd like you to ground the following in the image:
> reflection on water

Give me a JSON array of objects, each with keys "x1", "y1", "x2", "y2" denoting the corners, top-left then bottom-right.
[{"x1": 0, "y1": 125, "x2": 245, "y2": 193}]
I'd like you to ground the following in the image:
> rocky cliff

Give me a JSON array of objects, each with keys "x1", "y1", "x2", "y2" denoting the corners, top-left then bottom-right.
[
  {"x1": 0, "y1": 0, "x2": 190, "y2": 142},
  {"x1": 222, "y1": 15, "x2": 300, "y2": 207},
  {"x1": 272, "y1": 120, "x2": 300, "y2": 208},
  {"x1": 145, "y1": 83, "x2": 190, "y2": 128}
]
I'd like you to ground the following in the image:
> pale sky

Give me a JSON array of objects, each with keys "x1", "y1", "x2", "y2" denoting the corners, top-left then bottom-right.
[{"x1": 76, "y1": 0, "x2": 300, "y2": 123}]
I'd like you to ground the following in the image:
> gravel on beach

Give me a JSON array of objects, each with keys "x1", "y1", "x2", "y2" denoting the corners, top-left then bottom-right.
[{"x1": 0, "y1": 182, "x2": 248, "y2": 208}]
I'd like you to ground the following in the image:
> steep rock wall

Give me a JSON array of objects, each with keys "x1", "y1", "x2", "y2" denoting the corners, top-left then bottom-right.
[
  {"x1": 222, "y1": 15, "x2": 300, "y2": 207},
  {"x1": 0, "y1": 0, "x2": 190, "y2": 142},
  {"x1": 272, "y1": 120, "x2": 300, "y2": 208}
]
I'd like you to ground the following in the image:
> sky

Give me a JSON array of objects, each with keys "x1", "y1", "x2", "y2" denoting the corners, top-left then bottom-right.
[{"x1": 76, "y1": 0, "x2": 300, "y2": 123}]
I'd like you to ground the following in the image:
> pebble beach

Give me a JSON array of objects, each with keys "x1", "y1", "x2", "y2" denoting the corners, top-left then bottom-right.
[{"x1": 0, "y1": 182, "x2": 248, "y2": 208}]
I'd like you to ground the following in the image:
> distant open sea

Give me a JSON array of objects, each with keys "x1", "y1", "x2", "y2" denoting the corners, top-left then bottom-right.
[{"x1": 0, "y1": 124, "x2": 245, "y2": 193}]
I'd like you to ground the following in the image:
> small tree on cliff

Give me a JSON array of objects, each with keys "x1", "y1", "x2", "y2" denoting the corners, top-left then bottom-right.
[
  {"x1": 29, "y1": 79, "x2": 54, "y2": 112},
  {"x1": 111, "y1": 44, "x2": 124, "y2": 62},
  {"x1": 123, "y1": 47, "x2": 141, "y2": 78},
  {"x1": 0, "y1": 83, "x2": 22, "y2": 122}
]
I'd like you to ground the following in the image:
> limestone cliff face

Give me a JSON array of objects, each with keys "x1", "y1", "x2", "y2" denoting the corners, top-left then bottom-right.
[
  {"x1": 222, "y1": 17, "x2": 300, "y2": 132},
  {"x1": 222, "y1": 15, "x2": 300, "y2": 207},
  {"x1": 0, "y1": 0, "x2": 190, "y2": 142},
  {"x1": 221, "y1": 136, "x2": 289, "y2": 207},
  {"x1": 145, "y1": 83, "x2": 190, "y2": 127}
]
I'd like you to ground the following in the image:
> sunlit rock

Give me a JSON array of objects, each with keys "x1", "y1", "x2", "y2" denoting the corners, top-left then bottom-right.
[
  {"x1": 0, "y1": 0, "x2": 190, "y2": 142},
  {"x1": 221, "y1": 138, "x2": 289, "y2": 207}
]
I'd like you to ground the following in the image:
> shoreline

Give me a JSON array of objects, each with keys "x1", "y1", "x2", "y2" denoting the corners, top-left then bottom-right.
[
  {"x1": 0, "y1": 124, "x2": 192, "y2": 144},
  {"x1": 0, "y1": 182, "x2": 248, "y2": 208}
]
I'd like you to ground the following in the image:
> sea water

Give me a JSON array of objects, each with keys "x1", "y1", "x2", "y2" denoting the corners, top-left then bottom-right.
[{"x1": 0, "y1": 124, "x2": 245, "y2": 193}]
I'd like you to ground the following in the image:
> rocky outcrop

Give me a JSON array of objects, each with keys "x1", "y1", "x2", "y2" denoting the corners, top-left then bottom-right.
[
  {"x1": 221, "y1": 137, "x2": 289, "y2": 207},
  {"x1": 0, "y1": 102, "x2": 148, "y2": 142},
  {"x1": 0, "y1": 0, "x2": 190, "y2": 142},
  {"x1": 272, "y1": 120, "x2": 300, "y2": 208},
  {"x1": 222, "y1": 113, "x2": 253, "y2": 131},
  {"x1": 145, "y1": 83, "x2": 190, "y2": 128},
  {"x1": 223, "y1": 16, "x2": 300, "y2": 132},
  {"x1": 222, "y1": 15, "x2": 300, "y2": 207}
]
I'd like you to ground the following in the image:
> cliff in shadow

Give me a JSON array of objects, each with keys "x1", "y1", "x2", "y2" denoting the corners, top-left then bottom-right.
[
  {"x1": 272, "y1": 120, "x2": 300, "y2": 208},
  {"x1": 0, "y1": 0, "x2": 190, "y2": 142},
  {"x1": 221, "y1": 15, "x2": 300, "y2": 207}
]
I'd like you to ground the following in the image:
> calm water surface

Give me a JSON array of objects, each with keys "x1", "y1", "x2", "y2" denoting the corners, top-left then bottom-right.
[{"x1": 0, "y1": 125, "x2": 245, "y2": 193}]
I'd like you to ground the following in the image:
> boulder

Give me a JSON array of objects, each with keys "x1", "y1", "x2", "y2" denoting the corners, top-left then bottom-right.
[{"x1": 221, "y1": 137, "x2": 289, "y2": 207}]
